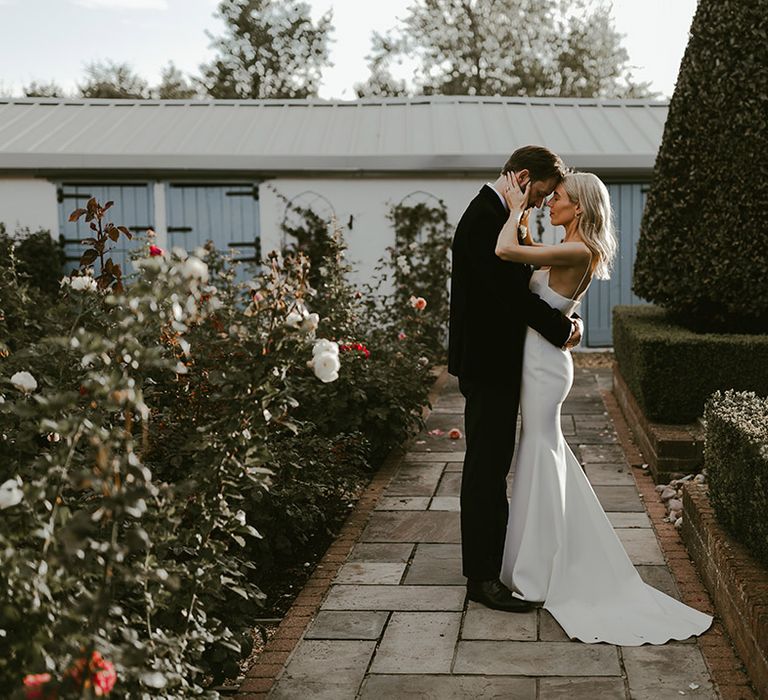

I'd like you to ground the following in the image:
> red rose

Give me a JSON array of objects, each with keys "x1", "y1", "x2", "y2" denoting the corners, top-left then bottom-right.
[
  {"x1": 149, "y1": 245, "x2": 164, "y2": 257},
  {"x1": 23, "y1": 674, "x2": 56, "y2": 700}
]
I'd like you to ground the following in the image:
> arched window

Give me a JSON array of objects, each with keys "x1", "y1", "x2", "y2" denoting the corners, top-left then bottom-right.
[{"x1": 281, "y1": 191, "x2": 335, "y2": 248}]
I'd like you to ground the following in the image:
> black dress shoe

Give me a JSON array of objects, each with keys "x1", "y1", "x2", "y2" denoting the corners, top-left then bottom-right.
[{"x1": 466, "y1": 578, "x2": 535, "y2": 613}]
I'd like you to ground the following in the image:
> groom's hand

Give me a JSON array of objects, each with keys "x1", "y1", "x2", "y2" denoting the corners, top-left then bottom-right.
[{"x1": 564, "y1": 317, "x2": 583, "y2": 350}]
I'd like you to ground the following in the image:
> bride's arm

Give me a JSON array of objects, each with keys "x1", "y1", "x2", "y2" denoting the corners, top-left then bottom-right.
[{"x1": 495, "y1": 213, "x2": 590, "y2": 266}]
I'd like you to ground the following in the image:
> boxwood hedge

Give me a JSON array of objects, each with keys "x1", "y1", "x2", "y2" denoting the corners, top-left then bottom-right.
[
  {"x1": 613, "y1": 305, "x2": 768, "y2": 423},
  {"x1": 633, "y1": 0, "x2": 768, "y2": 333},
  {"x1": 704, "y1": 390, "x2": 768, "y2": 567}
]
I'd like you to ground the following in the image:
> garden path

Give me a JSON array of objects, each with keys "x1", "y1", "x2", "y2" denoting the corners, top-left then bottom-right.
[{"x1": 257, "y1": 369, "x2": 718, "y2": 699}]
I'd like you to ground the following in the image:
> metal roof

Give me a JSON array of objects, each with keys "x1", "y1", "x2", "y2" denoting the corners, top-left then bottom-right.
[{"x1": 0, "y1": 96, "x2": 668, "y2": 177}]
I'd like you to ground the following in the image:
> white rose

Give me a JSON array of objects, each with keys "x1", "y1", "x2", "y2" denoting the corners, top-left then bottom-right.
[
  {"x1": 69, "y1": 275, "x2": 98, "y2": 292},
  {"x1": 0, "y1": 476, "x2": 23, "y2": 510},
  {"x1": 285, "y1": 310, "x2": 305, "y2": 328},
  {"x1": 181, "y1": 256, "x2": 209, "y2": 283},
  {"x1": 313, "y1": 350, "x2": 340, "y2": 383},
  {"x1": 313, "y1": 339, "x2": 339, "y2": 357},
  {"x1": 11, "y1": 371, "x2": 37, "y2": 394},
  {"x1": 300, "y1": 312, "x2": 319, "y2": 333}
]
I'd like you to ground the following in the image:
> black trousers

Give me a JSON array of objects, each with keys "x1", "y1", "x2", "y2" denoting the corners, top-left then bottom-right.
[{"x1": 459, "y1": 375, "x2": 521, "y2": 581}]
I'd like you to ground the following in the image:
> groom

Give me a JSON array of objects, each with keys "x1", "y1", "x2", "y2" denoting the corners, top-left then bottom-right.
[{"x1": 448, "y1": 145, "x2": 581, "y2": 612}]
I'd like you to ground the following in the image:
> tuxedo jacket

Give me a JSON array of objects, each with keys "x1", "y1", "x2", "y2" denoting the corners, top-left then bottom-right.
[{"x1": 448, "y1": 185, "x2": 574, "y2": 381}]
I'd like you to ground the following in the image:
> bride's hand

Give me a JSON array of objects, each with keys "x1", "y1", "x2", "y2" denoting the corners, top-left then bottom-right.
[{"x1": 502, "y1": 172, "x2": 529, "y2": 214}]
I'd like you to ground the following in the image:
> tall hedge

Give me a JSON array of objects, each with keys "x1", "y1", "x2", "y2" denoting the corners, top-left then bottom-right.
[{"x1": 633, "y1": 0, "x2": 768, "y2": 333}]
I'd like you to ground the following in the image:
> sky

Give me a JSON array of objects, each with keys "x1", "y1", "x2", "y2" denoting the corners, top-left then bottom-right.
[{"x1": 0, "y1": 0, "x2": 698, "y2": 100}]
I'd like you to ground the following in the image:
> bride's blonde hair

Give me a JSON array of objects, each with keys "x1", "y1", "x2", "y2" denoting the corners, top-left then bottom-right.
[{"x1": 562, "y1": 172, "x2": 617, "y2": 280}]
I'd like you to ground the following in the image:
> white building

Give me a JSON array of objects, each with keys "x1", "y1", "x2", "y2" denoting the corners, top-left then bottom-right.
[{"x1": 0, "y1": 95, "x2": 668, "y2": 345}]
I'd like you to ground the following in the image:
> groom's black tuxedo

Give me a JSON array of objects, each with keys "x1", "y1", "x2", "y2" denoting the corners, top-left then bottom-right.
[{"x1": 448, "y1": 184, "x2": 573, "y2": 581}]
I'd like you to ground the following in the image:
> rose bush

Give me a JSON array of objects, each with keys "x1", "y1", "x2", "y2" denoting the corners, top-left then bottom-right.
[{"x1": 1, "y1": 201, "x2": 437, "y2": 696}]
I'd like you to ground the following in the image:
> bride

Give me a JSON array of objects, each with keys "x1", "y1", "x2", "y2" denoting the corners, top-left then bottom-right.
[{"x1": 493, "y1": 171, "x2": 713, "y2": 645}]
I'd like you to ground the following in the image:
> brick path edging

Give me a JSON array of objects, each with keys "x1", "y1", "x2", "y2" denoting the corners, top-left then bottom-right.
[
  {"x1": 236, "y1": 367, "x2": 452, "y2": 699},
  {"x1": 682, "y1": 482, "x2": 768, "y2": 698},
  {"x1": 601, "y1": 387, "x2": 758, "y2": 700}
]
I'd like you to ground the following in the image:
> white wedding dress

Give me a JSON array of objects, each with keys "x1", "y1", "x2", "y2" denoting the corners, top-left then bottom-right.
[{"x1": 499, "y1": 267, "x2": 713, "y2": 645}]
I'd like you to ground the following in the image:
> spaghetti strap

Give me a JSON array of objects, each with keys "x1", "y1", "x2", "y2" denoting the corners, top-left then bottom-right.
[{"x1": 570, "y1": 250, "x2": 593, "y2": 302}]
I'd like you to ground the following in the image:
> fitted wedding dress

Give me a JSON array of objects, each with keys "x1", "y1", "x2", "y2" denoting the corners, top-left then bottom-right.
[{"x1": 499, "y1": 266, "x2": 713, "y2": 645}]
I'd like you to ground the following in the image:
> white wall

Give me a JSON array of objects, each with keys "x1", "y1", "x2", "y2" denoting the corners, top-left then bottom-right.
[
  {"x1": 260, "y1": 177, "x2": 566, "y2": 287},
  {"x1": 0, "y1": 178, "x2": 59, "y2": 237}
]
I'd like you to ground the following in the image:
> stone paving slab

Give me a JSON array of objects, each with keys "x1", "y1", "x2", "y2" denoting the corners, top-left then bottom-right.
[
  {"x1": 270, "y1": 640, "x2": 376, "y2": 699},
  {"x1": 622, "y1": 644, "x2": 718, "y2": 699},
  {"x1": 409, "y1": 435, "x2": 467, "y2": 452},
  {"x1": 423, "y1": 412, "x2": 467, "y2": 431},
  {"x1": 606, "y1": 511, "x2": 651, "y2": 528},
  {"x1": 370, "y1": 612, "x2": 461, "y2": 674},
  {"x1": 348, "y1": 542, "x2": 413, "y2": 563},
  {"x1": 321, "y1": 584, "x2": 466, "y2": 611},
  {"x1": 362, "y1": 510, "x2": 460, "y2": 543},
  {"x1": 333, "y1": 562, "x2": 407, "y2": 585},
  {"x1": 304, "y1": 611, "x2": 389, "y2": 640},
  {"x1": 453, "y1": 641, "x2": 621, "y2": 676},
  {"x1": 375, "y1": 496, "x2": 431, "y2": 511},
  {"x1": 435, "y1": 471, "x2": 461, "y2": 496},
  {"x1": 636, "y1": 565, "x2": 680, "y2": 601},
  {"x1": 428, "y1": 495, "x2": 460, "y2": 511},
  {"x1": 561, "y1": 398, "x2": 606, "y2": 414},
  {"x1": 538, "y1": 609, "x2": 571, "y2": 642},
  {"x1": 359, "y1": 675, "x2": 536, "y2": 699},
  {"x1": 584, "y1": 463, "x2": 634, "y2": 485},
  {"x1": 539, "y1": 677, "x2": 627, "y2": 699},
  {"x1": 616, "y1": 528, "x2": 666, "y2": 565},
  {"x1": 461, "y1": 602, "x2": 537, "y2": 641},
  {"x1": 385, "y1": 463, "x2": 444, "y2": 497},
  {"x1": 578, "y1": 444, "x2": 627, "y2": 463},
  {"x1": 593, "y1": 485, "x2": 645, "y2": 512},
  {"x1": 444, "y1": 461, "x2": 463, "y2": 472},
  {"x1": 574, "y1": 415, "x2": 614, "y2": 429},
  {"x1": 405, "y1": 451, "x2": 464, "y2": 463},
  {"x1": 403, "y1": 544, "x2": 464, "y2": 585}
]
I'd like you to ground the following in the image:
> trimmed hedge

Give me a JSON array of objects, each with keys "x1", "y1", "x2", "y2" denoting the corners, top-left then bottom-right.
[
  {"x1": 704, "y1": 390, "x2": 768, "y2": 568},
  {"x1": 633, "y1": 0, "x2": 768, "y2": 332},
  {"x1": 613, "y1": 305, "x2": 768, "y2": 423}
]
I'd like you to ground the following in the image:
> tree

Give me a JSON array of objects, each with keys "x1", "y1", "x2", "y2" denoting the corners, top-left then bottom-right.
[
  {"x1": 153, "y1": 62, "x2": 198, "y2": 99},
  {"x1": 24, "y1": 80, "x2": 65, "y2": 98},
  {"x1": 632, "y1": 0, "x2": 768, "y2": 332},
  {"x1": 199, "y1": 0, "x2": 333, "y2": 99},
  {"x1": 354, "y1": 34, "x2": 408, "y2": 98},
  {"x1": 78, "y1": 60, "x2": 149, "y2": 99},
  {"x1": 356, "y1": 0, "x2": 652, "y2": 98}
]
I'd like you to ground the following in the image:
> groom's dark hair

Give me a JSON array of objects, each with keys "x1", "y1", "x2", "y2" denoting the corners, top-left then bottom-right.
[{"x1": 502, "y1": 145, "x2": 567, "y2": 183}]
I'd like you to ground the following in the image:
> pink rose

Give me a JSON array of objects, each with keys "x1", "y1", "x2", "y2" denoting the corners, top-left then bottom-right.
[
  {"x1": 397, "y1": 332, "x2": 407, "y2": 341},
  {"x1": 23, "y1": 674, "x2": 55, "y2": 700}
]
